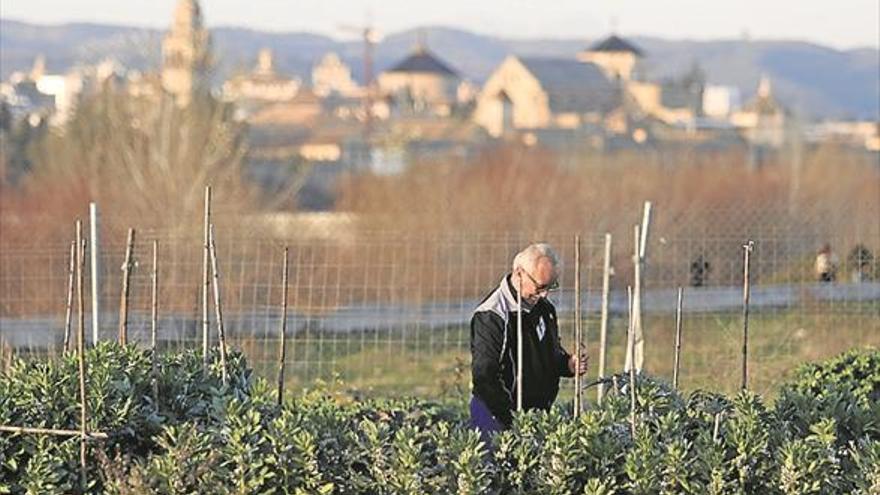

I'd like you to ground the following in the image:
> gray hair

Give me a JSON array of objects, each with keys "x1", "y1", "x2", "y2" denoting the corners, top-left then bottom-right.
[{"x1": 512, "y1": 243, "x2": 560, "y2": 272}]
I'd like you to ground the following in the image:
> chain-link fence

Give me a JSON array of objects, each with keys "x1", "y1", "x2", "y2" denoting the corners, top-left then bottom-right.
[{"x1": 2, "y1": 209, "x2": 879, "y2": 399}]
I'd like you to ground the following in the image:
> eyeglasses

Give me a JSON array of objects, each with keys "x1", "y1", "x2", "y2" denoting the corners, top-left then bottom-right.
[{"x1": 520, "y1": 269, "x2": 559, "y2": 294}]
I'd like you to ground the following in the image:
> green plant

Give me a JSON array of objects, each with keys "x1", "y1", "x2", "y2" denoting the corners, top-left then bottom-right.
[{"x1": 2, "y1": 344, "x2": 878, "y2": 493}]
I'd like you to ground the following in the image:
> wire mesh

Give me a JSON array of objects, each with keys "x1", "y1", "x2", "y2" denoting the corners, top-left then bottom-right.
[{"x1": 1, "y1": 209, "x2": 878, "y2": 399}]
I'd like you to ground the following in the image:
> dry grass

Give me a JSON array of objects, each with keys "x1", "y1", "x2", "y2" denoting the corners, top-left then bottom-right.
[{"x1": 337, "y1": 142, "x2": 879, "y2": 248}]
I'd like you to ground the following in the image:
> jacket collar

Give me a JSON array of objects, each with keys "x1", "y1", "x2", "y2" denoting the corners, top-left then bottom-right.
[{"x1": 501, "y1": 273, "x2": 533, "y2": 313}]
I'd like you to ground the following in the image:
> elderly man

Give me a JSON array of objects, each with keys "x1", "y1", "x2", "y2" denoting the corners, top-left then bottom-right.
[{"x1": 469, "y1": 243, "x2": 588, "y2": 442}]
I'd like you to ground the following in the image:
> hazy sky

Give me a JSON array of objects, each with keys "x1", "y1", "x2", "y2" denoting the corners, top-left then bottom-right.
[{"x1": 3, "y1": 0, "x2": 878, "y2": 50}]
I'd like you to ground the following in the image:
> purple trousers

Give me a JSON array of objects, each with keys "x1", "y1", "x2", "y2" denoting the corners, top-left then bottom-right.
[{"x1": 469, "y1": 395, "x2": 504, "y2": 446}]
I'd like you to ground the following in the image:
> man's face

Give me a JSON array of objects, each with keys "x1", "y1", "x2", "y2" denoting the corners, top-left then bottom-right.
[{"x1": 517, "y1": 257, "x2": 558, "y2": 306}]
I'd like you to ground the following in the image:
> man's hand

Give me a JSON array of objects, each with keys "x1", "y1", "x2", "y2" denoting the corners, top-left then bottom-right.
[{"x1": 568, "y1": 349, "x2": 589, "y2": 376}]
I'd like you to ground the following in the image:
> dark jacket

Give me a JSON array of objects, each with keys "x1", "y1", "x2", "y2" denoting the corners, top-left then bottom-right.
[{"x1": 470, "y1": 275, "x2": 573, "y2": 427}]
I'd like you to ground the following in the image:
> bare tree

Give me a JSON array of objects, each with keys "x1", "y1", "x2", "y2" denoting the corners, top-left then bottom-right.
[{"x1": 28, "y1": 86, "x2": 253, "y2": 233}]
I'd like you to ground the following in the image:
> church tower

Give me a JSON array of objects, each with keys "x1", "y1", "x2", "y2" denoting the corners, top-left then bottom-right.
[{"x1": 161, "y1": 0, "x2": 210, "y2": 105}]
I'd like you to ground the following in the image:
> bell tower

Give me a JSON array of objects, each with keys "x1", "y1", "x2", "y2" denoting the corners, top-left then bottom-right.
[{"x1": 161, "y1": 0, "x2": 210, "y2": 105}]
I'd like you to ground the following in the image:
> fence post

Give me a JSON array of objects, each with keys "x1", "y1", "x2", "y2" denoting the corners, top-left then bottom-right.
[
  {"x1": 118, "y1": 228, "x2": 136, "y2": 346},
  {"x1": 597, "y1": 233, "x2": 612, "y2": 404},
  {"x1": 673, "y1": 287, "x2": 683, "y2": 390},
  {"x1": 741, "y1": 240, "x2": 755, "y2": 391}
]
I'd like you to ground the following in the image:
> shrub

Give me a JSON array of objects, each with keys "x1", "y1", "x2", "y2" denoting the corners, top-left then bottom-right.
[{"x1": 1, "y1": 344, "x2": 877, "y2": 494}]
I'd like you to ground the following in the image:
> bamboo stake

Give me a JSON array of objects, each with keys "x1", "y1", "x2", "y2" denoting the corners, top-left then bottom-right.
[
  {"x1": 76, "y1": 225, "x2": 85, "y2": 351},
  {"x1": 627, "y1": 285, "x2": 637, "y2": 438},
  {"x1": 151, "y1": 240, "x2": 159, "y2": 402},
  {"x1": 208, "y1": 224, "x2": 228, "y2": 386},
  {"x1": 573, "y1": 235, "x2": 581, "y2": 417},
  {"x1": 516, "y1": 272, "x2": 523, "y2": 412},
  {"x1": 673, "y1": 287, "x2": 684, "y2": 390},
  {"x1": 741, "y1": 240, "x2": 755, "y2": 391},
  {"x1": 75, "y1": 220, "x2": 88, "y2": 489},
  {"x1": 202, "y1": 185, "x2": 212, "y2": 369},
  {"x1": 64, "y1": 240, "x2": 75, "y2": 352},
  {"x1": 277, "y1": 247, "x2": 289, "y2": 406},
  {"x1": 118, "y1": 228, "x2": 136, "y2": 346},
  {"x1": 597, "y1": 233, "x2": 612, "y2": 404},
  {"x1": 0, "y1": 425, "x2": 108, "y2": 439},
  {"x1": 626, "y1": 225, "x2": 641, "y2": 372}
]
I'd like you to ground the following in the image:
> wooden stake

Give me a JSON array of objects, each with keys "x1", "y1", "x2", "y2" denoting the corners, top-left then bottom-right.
[
  {"x1": 673, "y1": 287, "x2": 684, "y2": 390},
  {"x1": 627, "y1": 285, "x2": 637, "y2": 438},
  {"x1": 741, "y1": 240, "x2": 755, "y2": 391},
  {"x1": 208, "y1": 224, "x2": 228, "y2": 386},
  {"x1": 75, "y1": 220, "x2": 88, "y2": 490},
  {"x1": 573, "y1": 234, "x2": 582, "y2": 417},
  {"x1": 118, "y1": 228, "x2": 136, "y2": 346},
  {"x1": 516, "y1": 272, "x2": 523, "y2": 412},
  {"x1": 64, "y1": 240, "x2": 75, "y2": 352},
  {"x1": 0, "y1": 425, "x2": 107, "y2": 439},
  {"x1": 151, "y1": 240, "x2": 159, "y2": 402},
  {"x1": 202, "y1": 185, "x2": 212, "y2": 369},
  {"x1": 277, "y1": 247, "x2": 289, "y2": 406},
  {"x1": 597, "y1": 233, "x2": 612, "y2": 404}
]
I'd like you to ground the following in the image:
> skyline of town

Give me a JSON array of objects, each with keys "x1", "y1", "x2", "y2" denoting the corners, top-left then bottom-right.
[
  {"x1": 3, "y1": 0, "x2": 879, "y2": 50},
  {"x1": 2, "y1": 0, "x2": 877, "y2": 198}
]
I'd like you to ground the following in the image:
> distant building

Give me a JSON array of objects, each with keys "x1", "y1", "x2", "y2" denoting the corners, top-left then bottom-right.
[
  {"x1": 473, "y1": 55, "x2": 619, "y2": 137},
  {"x1": 659, "y1": 65, "x2": 705, "y2": 117},
  {"x1": 0, "y1": 76, "x2": 55, "y2": 124},
  {"x1": 806, "y1": 120, "x2": 880, "y2": 152},
  {"x1": 312, "y1": 53, "x2": 361, "y2": 98},
  {"x1": 377, "y1": 45, "x2": 461, "y2": 117},
  {"x1": 703, "y1": 85, "x2": 742, "y2": 118},
  {"x1": 626, "y1": 66, "x2": 706, "y2": 125},
  {"x1": 732, "y1": 77, "x2": 787, "y2": 148},
  {"x1": 0, "y1": 55, "x2": 122, "y2": 126},
  {"x1": 222, "y1": 48, "x2": 301, "y2": 104},
  {"x1": 23, "y1": 55, "x2": 84, "y2": 124},
  {"x1": 249, "y1": 87, "x2": 324, "y2": 126},
  {"x1": 161, "y1": 0, "x2": 210, "y2": 105},
  {"x1": 577, "y1": 35, "x2": 644, "y2": 82}
]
